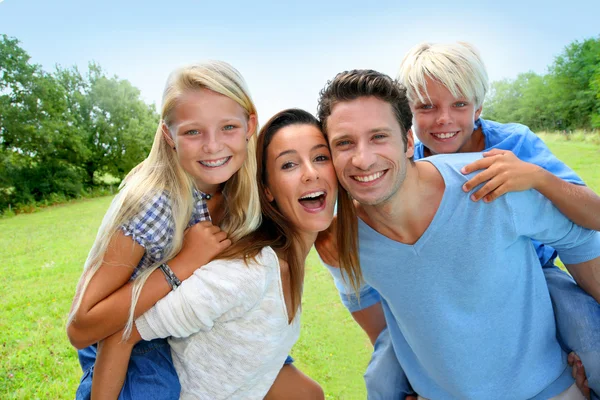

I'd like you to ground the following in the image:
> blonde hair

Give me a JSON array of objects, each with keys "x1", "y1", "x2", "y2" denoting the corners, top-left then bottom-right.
[
  {"x1": 68, "y1": 61, "x2": 261, "y2": 336},
  {"x1": 398, "y1": 42, "x2": 489, "y2": 109}
]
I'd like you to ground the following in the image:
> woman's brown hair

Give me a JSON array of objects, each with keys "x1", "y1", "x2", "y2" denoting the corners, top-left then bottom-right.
[{"x1": 217, "y1": 108, "x2": 322, "y2": 319}]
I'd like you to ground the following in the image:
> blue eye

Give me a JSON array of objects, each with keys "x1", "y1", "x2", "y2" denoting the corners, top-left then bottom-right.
[
  {"x1": 336, "y1": 140, "x2": 351, "y2": 147},
  {"x1": 223, "y1": 125, "x2": 236, "y2": 131},
  {"x1": 455, "y1": 102, "x2": 467, "y2": 107},
  {"x1": 421, "y1": 104, "x2": 433, "y2": 110},
  {"x1": 185, "y1": 129, "x2": 200, "y2": 136},
  {"x1": 373, "y1": 134, "x2": 386, "y2": 140}
]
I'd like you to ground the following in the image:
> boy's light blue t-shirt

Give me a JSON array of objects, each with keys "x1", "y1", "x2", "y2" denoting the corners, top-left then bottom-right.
[
  {"x1": 326, "y1": 118, "x2": 586, "y2": 311},
  {"x1": 360, "y1": 153, "x2": 600, "y2": 399}
]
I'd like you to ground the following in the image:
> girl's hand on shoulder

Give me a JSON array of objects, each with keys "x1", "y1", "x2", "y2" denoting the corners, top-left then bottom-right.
[
  {"x1": 460, "y1": 149, "x2": 543, "y2": 203},
  {"x1": 179, "y1": 221, "x2": 231, "y2": 265}
]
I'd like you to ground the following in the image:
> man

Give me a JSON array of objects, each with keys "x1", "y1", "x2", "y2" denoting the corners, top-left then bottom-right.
[{"x1": 316, "y1": 69, "x2": 600, "y2": 399}]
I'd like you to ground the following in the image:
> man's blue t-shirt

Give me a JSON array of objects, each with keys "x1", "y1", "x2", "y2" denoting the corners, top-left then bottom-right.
[
  {"x1": 326, "y1": 118, "x2": 586, "y2": 312},
  {"x1": 358, "y1": 153, "x2": 600, "y2": 399}
]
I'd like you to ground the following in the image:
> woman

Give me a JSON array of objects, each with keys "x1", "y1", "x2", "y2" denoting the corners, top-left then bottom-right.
[{"x1": 94, "y1": 109, "x2": 336, "y2": 399}]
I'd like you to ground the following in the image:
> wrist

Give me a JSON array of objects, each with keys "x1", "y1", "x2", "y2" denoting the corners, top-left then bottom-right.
[{"x1": 532, "y1": 166, "x2": 552, "y2": 192}]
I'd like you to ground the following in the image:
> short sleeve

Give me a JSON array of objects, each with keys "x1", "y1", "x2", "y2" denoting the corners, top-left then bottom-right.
[
  {"x1": 136, "y1": 251, "x2": 270, "y2": 340},
  {"x1": 509, "y1": 190, "x2": 600, "y2": 264},
  {"x1": 321, "y1": 258, "x2": 381, "y2": 312},
  {"x1": 120, "y1": 192, "x2": 175, "y2": 260}
]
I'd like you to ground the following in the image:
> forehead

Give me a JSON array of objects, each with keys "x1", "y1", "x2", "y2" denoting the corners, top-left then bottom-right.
[
  {"x1": 267, "y1": 124, "x2": 327, "y2": 158},
  {"x1": 327, "y1": 96, "x2": 399, "y2": 138},
  {"x1": 171, "y1": 88, "x2": 245, "y2": 124}
]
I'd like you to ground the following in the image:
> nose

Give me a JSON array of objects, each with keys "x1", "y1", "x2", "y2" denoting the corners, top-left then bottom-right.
[
  {"x1": 436, "y1": 107, "x2": 452, "y2": 125},
  {"x1": 202, "y1": 131, "x2": 223, "y2": 154},
  {"x1": 351, "y1": 143, "x2": 376, "y2": 171},
  {"x1": 302, "y1": 163, "x2": 319, "y2": 183}
]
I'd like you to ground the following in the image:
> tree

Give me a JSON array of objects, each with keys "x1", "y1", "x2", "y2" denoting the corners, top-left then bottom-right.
[{"x1": 57, "y1": 64, "x2": 159, "y2": 185}]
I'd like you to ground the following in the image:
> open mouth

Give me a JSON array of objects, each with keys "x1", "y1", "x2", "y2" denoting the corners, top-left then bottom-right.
[
  {"x1": 352, "y1": 170, "x2": 386, "y2": 183},
  {"x1": 199, "y1": 156, "x2": 231, "y2": 168},
  {"x1": 431, "y1": 131, "x2": 458, "y2": 140},
  {"x1": 298, "y1": 190, "x2": 327, "y2": 211}
]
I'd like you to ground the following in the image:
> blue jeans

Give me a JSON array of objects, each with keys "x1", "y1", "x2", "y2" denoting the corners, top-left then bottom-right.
[
  {"x1": 545, "y1": 263, "x2": 600, "y2": 400},
  {"x1": 76, "y1": 338, "x2": 181, "y2": 400},
  {"x1": 364, "y1": 262, "x2": 600, "y2": 400}
]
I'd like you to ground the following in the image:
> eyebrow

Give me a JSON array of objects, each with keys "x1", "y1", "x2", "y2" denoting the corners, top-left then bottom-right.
[
  {"x1": 331, "y1": 128, "x2": 392, "y2": 141},
  {"x1": 275, "y1": 143, "x2": 329, "y2": 160},
  {"x1": 173, "y1": 117, "x2": 243, "y2": 131}
]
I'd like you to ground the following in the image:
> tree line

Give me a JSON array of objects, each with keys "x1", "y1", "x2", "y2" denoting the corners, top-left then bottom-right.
[
  {"x1": 0, "y1": 34, "x2": 159, "y2": 214},
  {"x1": 1, "y1": 35, "x2": 599, "y2": 214},
  {"x1": 484, "y1": 36, "x2": 600, "y2": 131}
]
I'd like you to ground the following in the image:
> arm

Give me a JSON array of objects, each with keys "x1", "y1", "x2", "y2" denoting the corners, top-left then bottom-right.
[
  {"x1": 316, "y1": 227, "x2": 386, "y2": 345},
  {"x1": 91, "y1": 328, "x2": 142, "y2": 400},
  {"x1": 67, "y1": 222, "x2": 230, "y2": 349},
  {"x1": 565, "y1": 256, "x2": 600, "y2": 303},
  {"x1": 462, "y1": 149, "x2": 600, "y2": 230},
  {"x1": 510, "y1": 189, "x2": 600, "y2": 301},
  {"x1": 351, "y1": 303, "x2": 387, "y2": 345},
  {"x1": 136, "y1": 256, "x2": 266, "y2": 340}
]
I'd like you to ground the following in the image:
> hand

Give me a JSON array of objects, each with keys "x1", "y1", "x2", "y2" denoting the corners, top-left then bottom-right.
[
  {"x1": 406, "y1": 396, "x2": 418, "y2": 400},
  {"x1": 170, "y1": 221, "x2": 231, "y2": 275},
  {"x1": 315, "y1": 216, "x2": 339, "y2": 268},
  {"x1": 460, "y1": 149, "x2": 543, "y2": 202},
  {"x1": 568, "y1": 352, "x2": 591, "y2": 399}
]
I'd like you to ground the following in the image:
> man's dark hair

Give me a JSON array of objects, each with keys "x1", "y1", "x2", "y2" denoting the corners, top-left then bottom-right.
[{"x1": 316, "y1": 69, "x2": 413, "y2": 148}]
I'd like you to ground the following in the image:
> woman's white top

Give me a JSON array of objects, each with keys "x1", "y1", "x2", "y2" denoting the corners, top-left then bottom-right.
[{"x1": 135, "y1": 246, "x2": 300, "y2": 400}]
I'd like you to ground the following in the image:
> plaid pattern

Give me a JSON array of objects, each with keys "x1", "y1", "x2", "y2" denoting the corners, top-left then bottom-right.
[{"x1": 122, "y1": 189, "x2": 211, "y2": 280}]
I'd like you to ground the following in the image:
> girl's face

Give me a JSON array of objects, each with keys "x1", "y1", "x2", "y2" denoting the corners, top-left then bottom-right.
[
  {"x1": 165, "y1": 88, "x2": 256, "y2": 193},
  {"x1": 410, "y1": 77, "x2": 483, "y2": 155},
  {"x1": 264, "y1": 124, "x2": 337, "y2": 237}
]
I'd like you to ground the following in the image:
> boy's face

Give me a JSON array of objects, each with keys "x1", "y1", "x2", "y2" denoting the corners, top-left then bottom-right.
[
  {"x1": 410, "y1": 78, "x2": 483, "y2": 155},
  {"x1": 326, "y1": 96, "x2": 414, "y2": 206}
]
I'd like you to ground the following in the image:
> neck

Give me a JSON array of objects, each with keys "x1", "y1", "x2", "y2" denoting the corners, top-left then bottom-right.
[
  {"x1": 295, "y1": 231, "x2": 318, "y2": 264},
  {"x1": 359, "y1": 161, "x2": 444, "y2": 245}
]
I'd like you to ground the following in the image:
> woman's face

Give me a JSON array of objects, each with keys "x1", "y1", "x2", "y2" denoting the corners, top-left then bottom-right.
[
  {"x1": 264, "y1": 124, "x2": 337, "y2": 237},
  {"x1": 164, "y1": 88, "x2": 256, "y2": 194}
]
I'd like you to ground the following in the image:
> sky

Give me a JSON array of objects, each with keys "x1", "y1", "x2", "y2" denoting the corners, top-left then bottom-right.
[{"x1": 1, "y1": 0, "x2": 599, "y2": 123}]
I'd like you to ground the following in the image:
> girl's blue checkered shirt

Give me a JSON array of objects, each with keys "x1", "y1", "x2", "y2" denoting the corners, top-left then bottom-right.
[{"x1": 121, "y1": 189, "x2": 211, "y2": 279}]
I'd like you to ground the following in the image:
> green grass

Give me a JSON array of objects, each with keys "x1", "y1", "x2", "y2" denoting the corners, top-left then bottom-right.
[{"x1": 1, "y1": 134, "x2": 599, "y2": 399}]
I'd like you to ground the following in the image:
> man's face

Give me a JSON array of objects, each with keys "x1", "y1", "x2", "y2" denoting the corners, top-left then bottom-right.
[{"x1": 326, "y1": 96, "x2": 414, "y2": 206}]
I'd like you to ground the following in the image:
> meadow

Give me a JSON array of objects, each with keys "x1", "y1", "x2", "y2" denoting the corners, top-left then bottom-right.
[{"x1": 1, "y1": 132, "x2": 599, "y2": 399}]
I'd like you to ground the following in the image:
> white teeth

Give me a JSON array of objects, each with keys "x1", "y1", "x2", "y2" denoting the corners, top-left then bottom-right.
[
  {"x1": 432, "y1": 132, "x2": 458, "y2": 139},
  {"x1": 200, "y1": 157, "x2": 230, "y2": 167},
  {"x1": 300, "y1": 191, "x2": 325, "y2": 200},
  {"x1": 353, "y1": 171, "x2": 384, "y2": 182}
]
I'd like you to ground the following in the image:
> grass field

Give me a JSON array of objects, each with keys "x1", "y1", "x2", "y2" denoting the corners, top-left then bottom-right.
[{"x1": 1, "y1": 133, "x2": 599, "y2": 399}]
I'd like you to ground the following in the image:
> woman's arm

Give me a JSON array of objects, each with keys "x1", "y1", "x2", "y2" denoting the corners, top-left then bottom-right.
[
  {"x1": 462, "y1": 149, "x2": 600, "y2": 230},
  {"x1": 67, "y1": 222, "x2": 231, "y2": 349},
  {"x1": 91, "y1": 328, "x2": 141, "y2": 400}
]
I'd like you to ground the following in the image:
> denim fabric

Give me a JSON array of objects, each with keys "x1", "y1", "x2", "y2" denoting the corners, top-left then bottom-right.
[
  {"x1": 544, "y1": 263, "x2": 600, "y2": 400},
  {"x1": 364, "y1": 325, "x2": 413, "y2": 400},
  {"x1": 76, "y1": 338, "x2": 180, "y2": 400},
  {"x1": 284, "y1": 355, "x2": 294, "y2": 365}
]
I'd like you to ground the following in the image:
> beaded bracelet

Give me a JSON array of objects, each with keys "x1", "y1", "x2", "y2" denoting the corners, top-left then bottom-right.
[{"x1": 158, "y1": 263, "x2": 182, "y2": 290}]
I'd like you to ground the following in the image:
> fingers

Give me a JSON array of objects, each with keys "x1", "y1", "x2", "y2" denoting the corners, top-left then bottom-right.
[
  {"x1": 463, "y1": 169, "x2": 495, "y2": 192},
  {"x1": 482, "y1": 148, "x2": 506, "y2": 157},
  {"x1": 461, "y1": 156, "x2": 496, "y2": 175}
]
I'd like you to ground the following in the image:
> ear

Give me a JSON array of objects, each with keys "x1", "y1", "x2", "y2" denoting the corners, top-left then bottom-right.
[
  {"x1": 405, "y1": 128, "x2": 415, "y2": 159},
  {"x1": 474, "y1": 105, "x2": 483, "y2": 121},
  {"x1": 264, "y1": 185, "x2": 274, "y2": 203},
  {"x1": 162, "y1": 122, "x2": 176, "y2": 148},
  {"x1": 246, "y1": 113, "x2": 258, "y2": 141}
]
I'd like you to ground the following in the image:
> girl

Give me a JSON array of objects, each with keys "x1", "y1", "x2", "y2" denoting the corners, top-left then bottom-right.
[
  {"x1": 94, "y1": 109, "x2": 336, "y2": 399},
  {"x1": 67, "y1": 60, "x2": 261, "y2": 399}
]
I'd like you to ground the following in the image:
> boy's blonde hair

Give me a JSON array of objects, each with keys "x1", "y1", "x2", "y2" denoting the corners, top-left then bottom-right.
[
  {"x1": 68, "y1": 61, "x2": 261, "y2": 336},
  {"x1": 398, "y1": 42, "x2": 489, "y2": 109}
]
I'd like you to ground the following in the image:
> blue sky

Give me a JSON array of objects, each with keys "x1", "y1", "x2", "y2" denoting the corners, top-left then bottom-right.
[{"x1": 1, "y1": 0, "x2": 599, "y2": 122}]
